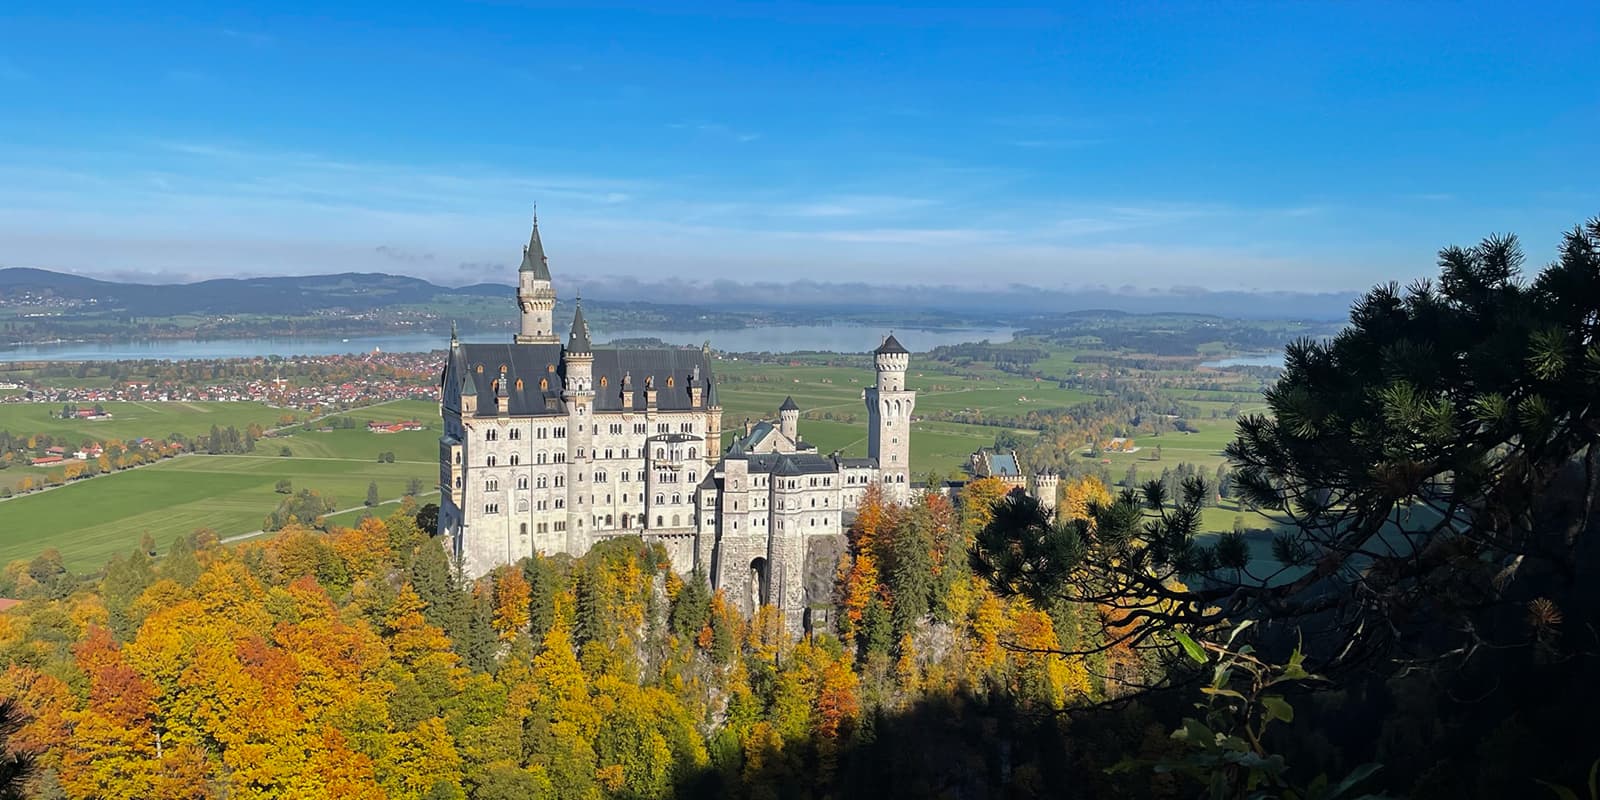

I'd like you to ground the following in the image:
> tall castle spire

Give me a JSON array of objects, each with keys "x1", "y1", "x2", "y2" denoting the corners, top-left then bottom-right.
[
  {"x1": 515, "y1": 207, "x2": 558, "y2": 344},
  {"x1": 520, "y1": 205, "x2": 552, "y2": 280}
]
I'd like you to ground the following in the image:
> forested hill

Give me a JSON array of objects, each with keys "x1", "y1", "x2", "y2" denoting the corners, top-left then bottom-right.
[{"x1": 0, "y1": 267, "x2": 508, "y2": 316}]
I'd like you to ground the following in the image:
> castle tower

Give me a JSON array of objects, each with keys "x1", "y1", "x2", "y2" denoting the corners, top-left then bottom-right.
[
  {"x1": 778, "y1": 396, "x2": 800, "y2": 443},
  {"x1": 866, "y1": 334, "x2": 915, "y2": 501},
  {"x1": 562, "y1": 300, "x2": 594, "y2": 552},
  {"x1": 1034, "y1": 471, "x2": 1060, "y2": 518},
  {"x1": 515, "y1": 210, "x2": 558, "y2": 344}
]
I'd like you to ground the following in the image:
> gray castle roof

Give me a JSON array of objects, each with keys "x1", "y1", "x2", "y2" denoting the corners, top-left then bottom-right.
[
  {"x1": 875, "y1": 334, "x2": 909, "y2": 355},
  {"x1": 567, "y1": 303, "x2": 592, "y2": 352},
  {"x1": 519, "y1": 214, "x2": 552, "y2": 280},
  {"x1": 444, "y1": 341, "x2": 716, "y2": 418},
  {"x1": 744, "y1": 452, "x2": 838, "y2": 476},
  {"x1": 779, "y1": 396, "x2": 800, "y2": 412}
]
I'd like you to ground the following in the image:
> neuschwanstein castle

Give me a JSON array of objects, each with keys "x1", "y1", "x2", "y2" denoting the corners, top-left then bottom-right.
[{"x1": 438, "y1": 217, "x2": 1057, "y2": 626}]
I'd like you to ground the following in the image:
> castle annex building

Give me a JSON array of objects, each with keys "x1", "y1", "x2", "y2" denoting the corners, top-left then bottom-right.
[{"x1": 439, "y1": 217, "x2": 1046, "y2": 626}]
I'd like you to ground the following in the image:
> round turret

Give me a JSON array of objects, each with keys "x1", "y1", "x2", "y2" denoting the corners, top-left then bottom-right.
[{"x1": 874, "y1": 334, "x2": 910, "y2": 391}]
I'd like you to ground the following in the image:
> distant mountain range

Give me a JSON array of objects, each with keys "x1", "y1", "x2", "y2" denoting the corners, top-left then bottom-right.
[
  {"x1": 0, "y1": 267, "x2": 1358, "y2": 321},
  {"x1": 0, "y1": 268, "x2": 510, "y2": 316}
]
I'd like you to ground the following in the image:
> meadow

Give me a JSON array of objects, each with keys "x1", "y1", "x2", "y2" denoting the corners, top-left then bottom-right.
[
  {"x1": 0, "y1": 400, "x2": 295, "y2": 442},
  {"x1": 0, "y1": 399, "x2": 441, "y2": 570},
  {"x1": 712, "y1": 356, "x2": 1053, "y2": 476}
]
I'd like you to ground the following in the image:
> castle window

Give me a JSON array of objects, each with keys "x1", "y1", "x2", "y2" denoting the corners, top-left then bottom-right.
[
  {"x1": 510, "y1": 429, "x2": 521, "y2": 440},
  {"x1": 688, "y1": 447, "x2": 697, "y2": 459},
  {"x1": 596, "y1": 471, "x2": 607, "y2": 483},
  {"x1": 555, "y1": 521, "x2": 566, "y2": 531},
  {"x1": 453, "y1": 452, "x2": 461, "y2": 465},
  {"x1": 516, "y1": 379, "x2": 524, "y2": 391},
  {"x1": 673, "y1": 494, "x2": 681, "y2": 504},
  {"x1": 510, "y1": 454, "x2": 520, "y2": 465},
  {"x1": 486, "y1": 456, "x2": 497, "y2": 467},
  {"x1": 547, "y1": 363, "x2": 555, "y2": 372},
  {"x1": 454, "y1": 477, "x2": 462, "y2": 488},
  {"x1": 485, "y1": 429, "x2": 497, "y2": 441},
  {"x1": 518, "y1": 476, "x2": 528, "y2": 490},
  {"x1": 520, "y1": 523, "x2": 527, "y2": 537},
  {"x1": 476, "y1": 365, "x2": 484, "y2": 373},
  {"x1": 600, "y1": 376, "x2": 608, "y2": 388},
  {"x1": 656, "y1": 515, "x2": 664, "y2": 527},
  {"x1": 540, "y1": 378, "x2": 549, "y2": 391},
  {"x1": 484, "y1": 503, "x2": 499, "y2": 514},
  {"x1": 666, "y1": 377, "x2": 674, "y2": 388},
  {"x1": 536, "y1": 475, "x2": 547, "y2": 488},
  {"x1": 555, "y1": 475, "x2": 564, "y2": 487},
  {"x1": 672, "y1": 514, "x2": 680, "y2": 526},
  {"x1": 485, "y1": 479, "x2": 498, "y2": 491},
  {"x1": 556, "y1": 498, "x2": 565, "y2": 508},
  {"x1": 655, "y1": 494, "x2": 665, "y2": 505}
]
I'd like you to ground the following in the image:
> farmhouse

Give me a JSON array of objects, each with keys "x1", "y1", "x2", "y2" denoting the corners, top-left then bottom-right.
[{"x1": 368, "y1": 419, "x2": 425, "y2": 434}]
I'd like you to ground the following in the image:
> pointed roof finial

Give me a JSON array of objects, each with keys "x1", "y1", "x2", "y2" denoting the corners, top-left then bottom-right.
[
  {"x1": 449, "y1": 320, "x2": 459, "y2": 346},
  {"x1": 519, "y1": 205, "x2": 551, "y2": 279}
]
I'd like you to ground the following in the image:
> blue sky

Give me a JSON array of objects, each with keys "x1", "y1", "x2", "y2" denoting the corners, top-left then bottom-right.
[{"x1": 1, "y1": 1, "x2": 1595, "y2": 294}]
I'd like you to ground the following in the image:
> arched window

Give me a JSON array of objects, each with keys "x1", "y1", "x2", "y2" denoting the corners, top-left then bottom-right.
[
  {"x1": 540, "y1": 378, "x2": 549, "y2": 391},
  {"x1": 515, "y1": 378, "x2": 524, "y2": 391},
  {"x1": 486, "y1": 455, "x2": 497, "y2": 466},
  {"x1": 536, "y1": 475, "x2": 547, "y2": 488},
  {"x1": 517, "y1": 476, "x2": 528, "y2": 490},
  {"x1": 666, "y1": 376, "x2": 675, "y2": 388},
  {"x1": 605, "y1": 514, "x2": 613, "y2": 526},
  {"x1": 453, "y1": 451, "x2": 461, "y2": 465},
  {"x1": 655, "y1": 494, "x2": 665, "y2": 505},
  {"x1": 655, "y1": 448, "x2": 664, "y2": 459},
  {"x1": 520, "y1": 523, "x2": 527, "y2": 537},
  {"x1": 688, "y1": 447, "x2": 697, "y2": 459},
  {"x1": 510, "y1": 454, "x2": 520, "y2": 465},
  {"x1": 600, "y1": 376, "x2": 608, "y2": 388},
  {"x1": 655, "y1": 515, "x2": 664, "y2": 527},
  {"x1": 672, "y1": 514, "x2": 680, "y2": 526},
  {"x1": 454, "y1": 476, "x2": 462, "y2": 488}
]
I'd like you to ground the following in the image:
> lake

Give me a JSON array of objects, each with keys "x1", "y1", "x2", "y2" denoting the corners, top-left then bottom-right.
[
  {"x1": 0, "y1": 324, "x2": 1017, "y2": 362},
  {"x1": 1199, "y1": 353, "x2": 1284, "y2": 369}
]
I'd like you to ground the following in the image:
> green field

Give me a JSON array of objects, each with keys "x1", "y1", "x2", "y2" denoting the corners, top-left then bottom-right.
[
  {"x1": 713, "y1": 357, "x2": 1053, "y2": 475},
  {"x1": 0, "y1": 400, "x2": 295, "y2": 443},
  {"x1": 0, "y1": 400, "x2": 442, "y2": 571}
]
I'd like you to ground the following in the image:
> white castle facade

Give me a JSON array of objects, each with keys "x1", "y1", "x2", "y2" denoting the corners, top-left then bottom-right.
[{"x1": 438, "y1": 218, "x2": 1055, "y2": 625}]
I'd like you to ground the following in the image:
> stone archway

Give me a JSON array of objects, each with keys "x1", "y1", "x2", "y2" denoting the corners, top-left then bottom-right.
[{"x1": 748, "y1": 557, "x2": 769, "y2": 613}]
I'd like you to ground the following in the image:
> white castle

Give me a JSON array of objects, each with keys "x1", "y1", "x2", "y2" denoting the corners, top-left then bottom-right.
[{"x1": 438, "y1": 216, "x2": 1055, "y2": 625}]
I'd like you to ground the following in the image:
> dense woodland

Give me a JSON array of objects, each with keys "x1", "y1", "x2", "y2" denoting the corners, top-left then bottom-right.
[{"x1": 1, "y1": 222, "x2": 1599, "y2": 798}]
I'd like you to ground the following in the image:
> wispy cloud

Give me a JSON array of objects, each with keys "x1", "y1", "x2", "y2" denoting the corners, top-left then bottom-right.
[
  {"x1": 1006, "y1": 138, "x2": 1105, "y2": 149},
  {"x1": 667, "y1": 121, "x2": 760, "y2": 142},
  {"x1": 806, "y1": 227, "x2": 997, "y2": 245},
  {"x1": 781, "y1": 194, "x2": 939, "y2": 218}
]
